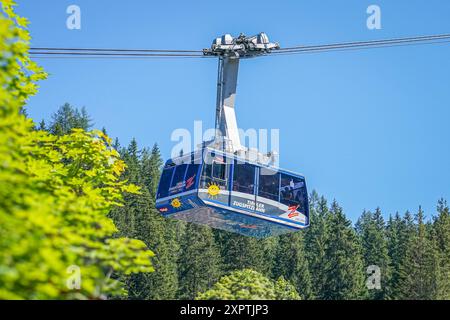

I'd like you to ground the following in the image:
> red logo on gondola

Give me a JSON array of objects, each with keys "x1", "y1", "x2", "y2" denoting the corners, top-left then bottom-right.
[
  {"x1": 287, "y1": 205, "x2": 300, "y2": 218},
  {"x1": 288, "y1": 212, "x2": 299, "y2": 218},
  {"x1": 186, "y1": 175, "x2": 195, "y2": 189},
  {"x1": 159, "y1": 207, "x2": 168, "y2": 213}
]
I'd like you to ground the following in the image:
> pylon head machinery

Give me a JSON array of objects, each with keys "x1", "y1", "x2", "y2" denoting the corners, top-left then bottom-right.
[{"x1": 203, "y1": 32, "x2": 279, "y2": 58}]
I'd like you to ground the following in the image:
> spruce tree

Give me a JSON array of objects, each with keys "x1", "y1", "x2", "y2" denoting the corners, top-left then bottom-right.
[
  {"x1": 433, "y1": 199, "x2": 450, "y2": 299},
  {"x1": 304, "y1": 192, "x2": 330, "y2": 299},
  {"x1": 386, "y1": 213, "x2": 403, "y2": 299},
  {"x1": 48, "y1": 103, "x2": 93, "y2": 135},
  {"x1": 144, "y1": 217, "x2": 179, "y2": 300},
  {"x1": 122, "y1": 186, "x2": 157, "y2": 299},
  {"x1": 386, "y1": 211, "x2": 416, "y2": 299},
  {"x1": 405, "y1": 207, "x2": 440, "y2": 299},
  {"x1": 141, "y1": 144, "x2": 164, "y2": 198},
  {"x1": 217, "y1": 232, "x2": 266, "y2": 274},
  {"x1": 355, "y1": 208, "x2": 391, "y2": 299},
  {"x1": 272, "y1": 232, "x2": 313, "y2": 299},
  {"x1": 322, "y1": 201, "x2": 367, "y2": 299},
  {"x1": 110, "y1": 139, "x2": 180, "y2": 299},
  {"x1": 37, "y1": 119, "x2": 46, "y2": 131},
  {"x1": 140, "y1": 142, "x2": 180, "y2": 299},
  {"x1": 178, "y1": 224, "x2": 221, "y2": 299},
  {"x1": 259, "y1": 236, "x2": 278, "y2": 277},
  {"x1": 123, "y1": 138, "x2": 141, "y2": 183}
]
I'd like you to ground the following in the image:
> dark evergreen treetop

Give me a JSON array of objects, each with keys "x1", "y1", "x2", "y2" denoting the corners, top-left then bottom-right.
[{"x1": 48, "y1": 103, "x2": 93, "y2": 136}]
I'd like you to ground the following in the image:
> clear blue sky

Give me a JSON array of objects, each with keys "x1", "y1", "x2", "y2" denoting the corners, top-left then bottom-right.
[{"x1": 18, "y1": 0, "x2": 450, "y2": 222}]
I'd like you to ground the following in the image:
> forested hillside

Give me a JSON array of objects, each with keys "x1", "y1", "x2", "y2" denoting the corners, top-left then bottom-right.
[{"x1": 38, "y1": 103, "x2": 450, "y2": 300}]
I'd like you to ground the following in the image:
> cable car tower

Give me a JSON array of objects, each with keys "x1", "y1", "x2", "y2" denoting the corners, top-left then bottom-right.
[
  {"x1": 155, "y1": 33, "x2": 309, "y2": 238},
  {"x1": 203, "y1": 33, "x2": 280, "y2": 164}
]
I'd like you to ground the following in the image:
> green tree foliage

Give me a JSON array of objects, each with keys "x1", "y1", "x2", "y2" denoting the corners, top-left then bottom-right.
[
  {"x1": 322, "y1": 201, "x2": 367, "y2": 300},
  {"x1": 141, "y1": 144, "x2": 163, "y2": 198},
  {"x1": 37, "y1": 119, "x2": 46, "y2": 131},
  {"x1": 0, "y1": 3, "x2": 154, "y2": 299},
  {"x1": 385, "y1": 205, "x2": 449, "y2": 300},
  {"x1": 259, "y1": 237, "x2": 278, "y2": 276},
  {"x1": 434, "y1": 199, "x2": 450, "y2": 299},
  {"x1": 356, "y1": 208, "x2": 391, "y2": 299},
  {"x1": 273, "y1": 232, "x2": 312, "y2": 299},
  {"x1": 196, "y1": 269, "x2": 300, "y2": 300},
  {"x1": 48, "y1": 103, "x2": 92, "y2": 136},
  {"x1": 274, "y1": 276, "x2": 301, "y2": 300},
  {"x1": 404, "y1": 207, "x2": 440, "y2": 299},
  {"x1": 216, "y1": 232, "x2": 266, "y2": 274},
  {"x1": 178, "y1": 224, "x2": 221, "y2": 299},
  {"x1": 304, "y1": 192, "x2": 330, "y2": 299},
  {"x1": 142, "y1": 145, "x2": 182, "y2": 299},
  {"x1": 386, "y1": 212, "x2": 415, "y2": 299},
  {"x1": 110, "y1": 139, "x2": 179, "y2": 299}
]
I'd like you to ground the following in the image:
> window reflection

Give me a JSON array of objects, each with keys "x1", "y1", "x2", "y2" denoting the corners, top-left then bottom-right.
[
  {"x1": 280, "y1": 173, "x2": 307, "y2": 211},
  {"x1": 157, "y1": 167, "x2": 174, "y2": 199},
  {"x1": 233, "y1": 162, "x2": 255, "y2": 195},
  {"x1": 258, "y1": 169, "x2": 280, "y2": 201}
]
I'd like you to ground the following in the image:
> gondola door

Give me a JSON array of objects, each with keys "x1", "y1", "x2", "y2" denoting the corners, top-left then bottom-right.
[{"x1": 198, "y1": 151, "x2": 230, "y2": 206}]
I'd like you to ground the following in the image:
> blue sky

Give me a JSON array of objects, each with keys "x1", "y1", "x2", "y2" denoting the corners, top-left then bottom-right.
[{"x1": 18, "y1": 0, "x2": 450, "y2": 222}]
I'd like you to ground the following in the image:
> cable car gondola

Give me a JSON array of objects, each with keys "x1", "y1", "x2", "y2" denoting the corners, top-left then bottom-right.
[
  {"x1": 156, "y1": 33, "x2": 309, "y2": 237},
  {"x1": 156, "y1": 147, "x2": 308, "y2": 238}
]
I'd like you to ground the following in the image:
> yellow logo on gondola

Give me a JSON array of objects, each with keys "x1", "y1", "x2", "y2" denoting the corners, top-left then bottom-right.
[
  {"x1": 207, "y1": 183, "x2": 220, "y2": 199},
  {"x1": 171, "y1": 198, "x2": 182, "y2": 209}
]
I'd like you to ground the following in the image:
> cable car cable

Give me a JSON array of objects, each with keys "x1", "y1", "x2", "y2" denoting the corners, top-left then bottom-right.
[
  {"x1": 29, "y1": 51, "x2": 211, "y2": 58},
  {"x1": 30, "y1": 55, "x2": 212, "y2": 60},
  {"x1": 270, "y1": 39, "x2": 450, "y2": 57},
  {"x1": 29, "y1": 33, "x2": 450, "y2": 59},
  {"x1": 274, "y1": 33, "x2": 450, "y2": 54},
  {"x1": 30, "y1": 47, "x2": 203, "y2": 53}
]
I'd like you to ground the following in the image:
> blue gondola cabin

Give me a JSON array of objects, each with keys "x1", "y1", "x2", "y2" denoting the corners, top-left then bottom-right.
[{"x1": 155, "y1": 147, "x2": 309, "y2": 238}]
